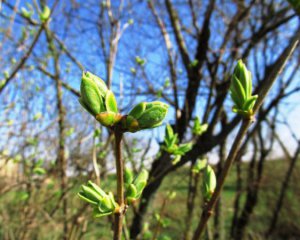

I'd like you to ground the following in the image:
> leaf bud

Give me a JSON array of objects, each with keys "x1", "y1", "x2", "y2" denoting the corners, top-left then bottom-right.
[
  {"x1": 229, "y1": 60, "x2": 258, "y2": 118},
  {"x1": 80, "y1": 71, "x2": 121, "y2": 127},
  {"x1": 202, "y1": 165, "x2": 216, "y2": 201},
  {"x1": 123, "y1": 101, "x2": 168, "y2": 132}
]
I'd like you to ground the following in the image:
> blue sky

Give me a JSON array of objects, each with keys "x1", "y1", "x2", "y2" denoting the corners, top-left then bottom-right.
[{"x1": 0, "y1": 0, "x2": 299, "y2": 163}]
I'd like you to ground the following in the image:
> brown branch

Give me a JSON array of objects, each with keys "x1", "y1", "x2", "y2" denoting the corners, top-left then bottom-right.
[
  {"x1": 165, "y1": 0, "x2": 190, "y2": 69},
  {"x1": 242, "y1": 13, "x2": 296, "y2": 59},
  {"x1": 0, "y1": 23, "x2": 45, "y2": 94},
  {"x1": 183, "y1": 163, "x2": 200, "y2": 240},
  {"x1": 191, "y1": 30, "x2": 300, "y2": 240},
  {"x1": 52, "y1": 33, "x2": 85, "y2": 71},
  {"x1": 148, "y1": 0, "x2": 180, "y2": 125},
  {"x1": 36, "y1": 65, "x2": 80, "y2": 97},
  {"x1": 44, "y1": 23, "x2": 68, "y2": 239},
  {"x1": 114, "y1": 130, "x2": 125, "y2": 240},
  {"x1": 177, "y1": 0, "x2": 215, "y2": 140}
]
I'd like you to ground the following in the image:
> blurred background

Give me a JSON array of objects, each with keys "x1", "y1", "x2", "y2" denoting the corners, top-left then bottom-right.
[{"x1": 0, "y1": 0, "x2": 300, "y2": 239}]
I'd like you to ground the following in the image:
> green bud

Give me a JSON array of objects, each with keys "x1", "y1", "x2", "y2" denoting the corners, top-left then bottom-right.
[
  {"x1": 4, "y1": 71, "x2": 9, "y2": 79},
  {"x1": 124, "y1": 168, "x2": 134, "y2": 185},
  {"x1": 39, "y1": 6, "x2": 51, "y2": 22},
  {"x1": 167, "y1": 191, "x2": 177, "y2": 200},
  {"x1": 171, "y1": 155, "x2": 181, "y2": 165},
  {"x1": 80, "y1": 72, "x2": 105, "y2": 115},
  {"x1": 87, "y1": 180, "x2": 106, "y2": 197},
  {"x1": 128, "y1": 102, "x2": 146, "y2": 119},
  {"x1": 192, "y1": 158, "x2": 207, "y2": 174},
  {"x1": 124, "y1": 101, "x2": 168, "y2": 132},
  {"x1": 80, "y1": 71, "x2": 122, "y2": 127},
  {"x1": 192, "y1": 117, "x2": 208, "y2": 136},
  {"x1": 165, "y1": 124, "x2": 174, "y2": 140},
  {"x1": 135, "y1": 56, "x2": 146, "y2": 66},
  {"x1": 133, "y1": 169, "x2": 149, "y2": 198},
  {"x1": 78, "y1": 185, "x2": 101, "y2": 205},
  {"x1": 33, "y1": 167, "x2": 46, "y2": 175},
  {"x1": 130, "y1": 68, "x2": 136, "y2": 74},
  {"x1": 230, "y1": 60, "x2": 258, "y2": 118},
  {"x1": 83, "y1": 71, "x2": 107, "y2": 97},
  {"x1": 163, "y1": 124, "x2": 179, "y2": 153},
  {"x1": 174, "y1": 142, "x2": 192, "y2": 156},
  {"x1": 189, "y1": 59, "x2": 199, "y2": 68},
  {"x1": 134, "y1": 102, "x2": 168, "y2": 128},
  {"x1": 233, "y1": 60, "x2": 250, "y2": 98},
  {"x1": 105, "y1": 90, "x2": 118, "y2": 113},
  {"x1": 78, "y1": 181, "x2": 118, "y2": 218},
  {"x1": 128, "y1": 19, "x2": 134, "y2": 25},
  {"x1": 202, "y1": 165, "x2": 216, "y2": 200},
  {"x1": 98, "y1": 196, "x2": 113, "y2": 212},
  {"x1": 126, "y1": 183, "x2": 138, "y2": 203},
  {"x1": 94, "y1": 192, "x2": 118, "y2": 217},
  {"x1": 94, "y1": 128, "x2": 101, "y2": 137},
  {"x1": 21, "y1": 7, "x2": 33, "y2": 19}
]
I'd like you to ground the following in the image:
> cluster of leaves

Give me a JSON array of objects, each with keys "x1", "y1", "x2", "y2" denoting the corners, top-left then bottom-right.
[
  {"x1": 77, "y1": 60, "x2": 256, "y2": 225},
  {"x1": 78, "y1": 181, "x2": 118, "y2": 217},
  {"x1": 21, "y1": 4, "x2": 51, "y2": 23},
  {"x1": 135, "y1": 56, "x2": 146, "y2": 66},
  {"x1": 78, "y1": 70, "x2": 168, "y2": 219},
  {"x1": 78, "y1": 169, "x2": 149, "y2": 217},
  {"x1": 192, "y1": 117, "x2": 208, "y2": 136},
  {"x1": 130, "y1": 56, "x2": 146, "y2": 75},
  {"x1": 162, "y1": 124, "x2": 192, "y2": 165},
  {"x1": 32, "y1": 159, "x2": 46, "y2": 175},
  {"x1": 125, "y1": 169, "x2": 149, "y2": 203}
]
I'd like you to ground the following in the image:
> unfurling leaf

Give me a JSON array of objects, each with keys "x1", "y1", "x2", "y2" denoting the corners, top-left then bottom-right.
[
  {"x1": 202, "y1": 165, "x2": 216, "y2": 200},
  {"x1": 125, "y1": 169, "x2": 149, "y2": 203},
  {"x1": 39, "y1": 6, "x2": 51, "y2": 22},
  {"x1": 123, "y1": 102, "x2": 168, "y2": 132},
  {"x1": 229, "y1": 60, "x2": 258, "y2": 118},
  {"x1": 192, "y1": 158, "x2": 207, "y2": 174},
  {"x1": 78, "y1": 181, "x2": 118, "y2": 217},
  {"x1": 79, "y1": 71, "x2": 122, "y2": 127}
]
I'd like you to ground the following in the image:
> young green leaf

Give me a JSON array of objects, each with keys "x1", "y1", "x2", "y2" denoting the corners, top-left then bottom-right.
[
  {"x1": 39, "y1": 6, "x2": 51, "y2": 22},
  {"x1": 105, "y1": 90, "x2": 118, "y2": 113},
  {"x1": 126, "y1": 184, "x2": 138, "y2": 200},
  {"x1": 202, "y1": 165, "x2": 216, "y2": 200},
  {"x1": 138, "y1": 105, "x2": 168, "y2": 128},
  {"x1": 124, "y1": 168, "x2": 134, "y2": 185},
  {"x1": 128, "y1": 102, "x2": 146, "y2": 119},
  {"x1": 80, "y1": 75, "x2": 104, "y2": 115}
]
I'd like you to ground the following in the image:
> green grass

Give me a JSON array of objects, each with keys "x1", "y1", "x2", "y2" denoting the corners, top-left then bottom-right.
[
  {"x1": 151, "y1": 159, "x2": 300, "y2": 239},
  {"x1": 1, "y1": 159, "x2": 300, "y2": 239}
]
